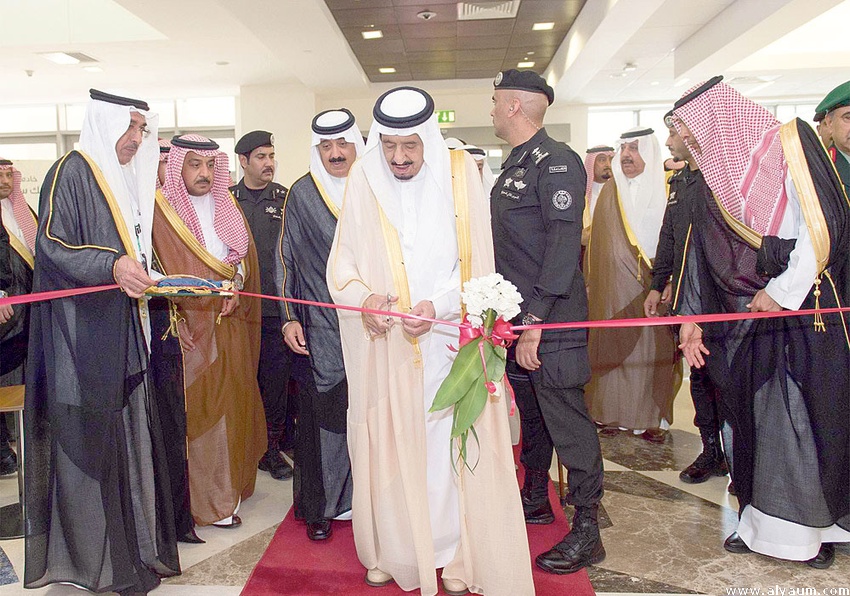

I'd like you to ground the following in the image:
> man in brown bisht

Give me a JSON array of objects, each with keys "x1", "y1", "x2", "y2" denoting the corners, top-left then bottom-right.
[
  {"x1": 329, "y1": 87, "x2": 533, "y2": 596},
  {"x1": 584, "y1": 128, "x2": 682, "y2": 442},
  {"x1": 153, "y1": 133, "x2": 266, "y2": 528}
]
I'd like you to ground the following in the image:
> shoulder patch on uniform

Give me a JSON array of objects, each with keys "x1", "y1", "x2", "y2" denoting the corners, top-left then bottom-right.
[
  {"x1": 552, "y1": 190, "x2": 572, "y2": 210},
  {"x1": 531, "y1": 146, "x2": 550, "y2": 165},
  {"x1": 549, "y1": 164, "x2": 568, "y2": 173}
]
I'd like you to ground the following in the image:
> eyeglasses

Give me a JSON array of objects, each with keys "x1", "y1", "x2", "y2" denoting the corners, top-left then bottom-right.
[{"x1": 126, "y1": 123, "x2": 151, "y2": 139}]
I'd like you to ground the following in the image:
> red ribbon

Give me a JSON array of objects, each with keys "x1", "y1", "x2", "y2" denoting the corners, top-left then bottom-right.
[{"x1": 3, "y1": 285, "x2": 849, "y2": 333}]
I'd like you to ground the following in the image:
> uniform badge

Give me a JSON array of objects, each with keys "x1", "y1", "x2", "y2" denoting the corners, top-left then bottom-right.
[
  {"x1": 514, "y1": 180, "x2": 527, "y2": 190},
  {"x1": 549, "y1": 165, "x2": 568, "y2": 173},
  {"x1": 667, "y1": 191, "x2": 678, "y2": 205},
  {"x1": 494, "y1": 72, "x2": 503, "y2": 85},
  {"x1": 532, "y1": 146, "x2": 550, "y2": 165},
  {"x1": 552, "y1": 190, "x2": 572, "y2": 211},
  {"x1": 513, "y1": 167, "x2": 527, "y2": 179},
  {"x1": 503, "y1": 178, "x2": 514, "y2": 188},
  {"x1": 265, "y1": 206, "x2": 278, "y2": 215}
]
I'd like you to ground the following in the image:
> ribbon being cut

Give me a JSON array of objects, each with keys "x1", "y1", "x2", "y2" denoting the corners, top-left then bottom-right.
[{"x1": 429, "y1": 273, "x2": 522, "y2": 471}]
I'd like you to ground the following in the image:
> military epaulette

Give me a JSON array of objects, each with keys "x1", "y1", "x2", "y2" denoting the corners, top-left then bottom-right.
[{"x1": 531, "y1": 145, "x2": 550, "y2": 165}]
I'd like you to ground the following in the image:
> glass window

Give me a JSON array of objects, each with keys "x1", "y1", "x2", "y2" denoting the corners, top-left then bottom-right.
[
  {"x1": 150, "y1": 101, "x2": 176, "y2": 129},
  {"x1": 0, "y1": 143, "x2": 58, "y2": 160},
  {"x1": 210, "y1": 137, "x2": 236, "y2": 174},
  {"x1": 177, "y1": 97, "x2": 235, "y2": 128},
  {"x1": 0, "y1": 106, "x2": 56, "y2": 133},
  {"x1": 64, "y1": 104, "x2": 87, "y2": 131},
  {"x1": 587, "y1": 110, "x2": 636, "y2": 148}
]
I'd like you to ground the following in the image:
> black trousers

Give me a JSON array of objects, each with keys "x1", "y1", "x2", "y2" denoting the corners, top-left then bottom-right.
[
  {"x1": 507, "y1": 345, "x2": 604, "y2": 508},
  {"x1": 689, "y1": 365, "x2": 724, "y2": 434},
  {"x1": 258, "y1": 316, "x2": 294, "y2": 447},
  {"x1": 293, "y1": 373, "x2": 349, "y2": 523}
]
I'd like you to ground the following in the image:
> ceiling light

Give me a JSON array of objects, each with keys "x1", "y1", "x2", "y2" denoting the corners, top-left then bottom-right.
[
  {"x1": 417, "y1": 10, "x2": 437, "y2": 20},
  {"x1": 517, "y1": 61, "x2": 535, "y2": 68},
  {"x1": 532, "y1": 22, "x2": 555, "y2": 31},
  {"x1": 609, "y1": 72, "x2": 627, "y2": 78},
  {"x1": 622, "y1": 63, "x2": 637, "y2": 72},
  {"x1": 379, "y1": 67, "x2": 396, "y2": 74},
  {"x1": 362, "y1": 30, "x2": 383, "y2": 40},
  {"x1": 39, "y1": 52, "x2": 80, "y2": 65},
  {"x1": 82, "y1": 66, "x2": 103, "y2": 73},
  {"x1": 526, "y1": 51, "x2": 535, "y2": 56},
  {"x1": 650, "y1": 81, "x2": 659, "y2": 86}
]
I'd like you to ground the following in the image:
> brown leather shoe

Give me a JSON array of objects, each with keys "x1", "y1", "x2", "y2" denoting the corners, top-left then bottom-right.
[{"x1": 640, "y1": 429, "x2": 668, "y2": 443}]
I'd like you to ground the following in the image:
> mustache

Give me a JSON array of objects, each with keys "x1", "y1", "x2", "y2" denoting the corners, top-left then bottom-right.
[
  {"x1": 328, "y1": 156, "x2": 347, "y2": 163},
  {"x1": 262, "y1": 167, "x2": 274, "y2": 173},
  {"x1": 194, "y1": 177, "x2": 211, "y2": 185},
  {"x1": 391, "y1": 160, "x2": 413, "y2": 167}
]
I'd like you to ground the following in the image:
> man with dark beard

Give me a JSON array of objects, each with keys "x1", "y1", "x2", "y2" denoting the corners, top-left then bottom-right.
[{"x1": 230, "y1": 131, "x2": 294, "y2": 481}]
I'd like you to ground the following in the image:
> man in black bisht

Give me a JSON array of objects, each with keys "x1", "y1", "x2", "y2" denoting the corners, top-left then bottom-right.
[
  {"x1": 277, "y1": 108, "x2": 363, "y2": 541},
  {"x1": 230, "y1": 130, "x2": 294, "y2": 480},
  {"x1": 643, "y1": 113, "x2": 728, "y2": 486},
  {"x1": 675, "y1": 76, "x2": 850, "y2": 569},
  {"x1": 25, "y1": 89, "x2": 179, "y2": 594},
  {"x1": 490, "y1": 69, "x2": 605, "y2": 575}
]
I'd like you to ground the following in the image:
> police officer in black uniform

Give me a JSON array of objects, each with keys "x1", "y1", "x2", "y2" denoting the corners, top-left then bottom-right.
[
  {"x1": 231, "y1": 130, "x2": 294, "y2": 480},
  {"x1": 490, "y1": 69, "x2": 605, "y2": 574},
  {"x1": 644, "y1": 112, "x2": 728, "y2": 486}
]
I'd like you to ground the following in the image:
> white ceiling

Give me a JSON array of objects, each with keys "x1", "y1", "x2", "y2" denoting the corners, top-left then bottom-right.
[{"x1": 1, "y1": 0, "x2": 848, "y2": 108}]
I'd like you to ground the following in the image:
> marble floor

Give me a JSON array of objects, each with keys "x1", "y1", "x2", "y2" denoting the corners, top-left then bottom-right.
[{"x1": 0, "y1": 380, "x2": 848, "y2": 595}]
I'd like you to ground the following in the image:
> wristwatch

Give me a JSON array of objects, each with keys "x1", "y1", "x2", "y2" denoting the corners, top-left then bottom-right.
[
  {"x1": 232, "y1": 276, "x2": 244, "y2": 291},
  {"x1": 0, "y1": 290, "x2": 7, "y2": 299},
  {"x1": 521, "y1": 313, "x2": 541, "y2": 326}
]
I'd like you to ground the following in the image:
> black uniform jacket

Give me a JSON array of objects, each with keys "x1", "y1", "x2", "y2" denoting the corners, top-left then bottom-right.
[
  {"x1": 230, "y1": 179, "x2": 288, "y2": 318},
  {"x1": 491, "y1": 128, "x2": 588, "y2": 350}
]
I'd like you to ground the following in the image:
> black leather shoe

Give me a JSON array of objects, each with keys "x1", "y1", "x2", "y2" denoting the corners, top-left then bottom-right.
[
  {"x1": 805, "y1": 543, "x2": 835, "y2": 569},
  {"x1": 178, "y1": 528, "x2": 205, "y2": 544},
  {"x1": 258, "y1": 449, "x2": 293, "y2": 480},
  {"x1": 523, "y1": 499, "x2": 555, "y2": 525},
  {"x1": 521, "y1": 469, "x2": 554, "y2": 525},
  {"x1": 723, "y1": 532, "x2": 751, "y2": 554},
  {"x1": 307, "y1": 519, "x2": 332, "y2": 541},
  {"x1": 536, "y1": 531, "x2": 605, "y2": 574},
  {"x1": 536, "y1": 506, "x2": 605, "y2": 574},
  {"x1": 679, "y1": 452, "x2": 728, "y2": 484},
  {"x1": 0, "y1": 450, "x2": 17, "y2": 476}
]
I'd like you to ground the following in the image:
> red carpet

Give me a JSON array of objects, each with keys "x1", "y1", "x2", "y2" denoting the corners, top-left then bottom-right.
[{"x1": 241, "y1": 465, "x2": 596, "y2": 595}]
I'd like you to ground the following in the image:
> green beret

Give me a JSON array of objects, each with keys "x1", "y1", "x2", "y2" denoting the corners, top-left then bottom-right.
[{"x1": 816, "y1": 80, "x2": 850, "y2": 115}]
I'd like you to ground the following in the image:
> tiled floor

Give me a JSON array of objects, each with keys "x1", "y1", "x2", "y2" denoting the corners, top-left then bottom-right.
[{"x1": 0, "y1": 380, "x2": 847, "y2": 595}]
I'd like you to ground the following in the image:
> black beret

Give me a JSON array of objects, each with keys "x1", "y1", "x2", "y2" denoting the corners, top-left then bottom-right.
[
  {"x1": 171, "y1": 135, "x2": 220, "y2": 151},
  {"x1": 373, "y1": 86, "x2": 435, "y2": 129},
  {"x1": 90, "y1": 88, "x2": 150, "y2": 111},
  {"x1": 674, "y1": 75, "x2": 724, "y2": 110},
  {"x1": 493, "y1": 69, "x2": 554, "y2": 105},
  {"x1": 235, "y1": 130, "x2": 274, "y2": 155}
]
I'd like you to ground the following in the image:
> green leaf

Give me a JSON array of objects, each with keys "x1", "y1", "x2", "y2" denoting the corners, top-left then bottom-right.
[
  {"x1": 430, "y1": 340, "x2": 483, "y2": 412},
  {"x1": 482, "y1": 341, "x2": 506, "y2": 383},
  {"x1": 451, "y1": 375, "x2": 488, "y2": 438}
]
